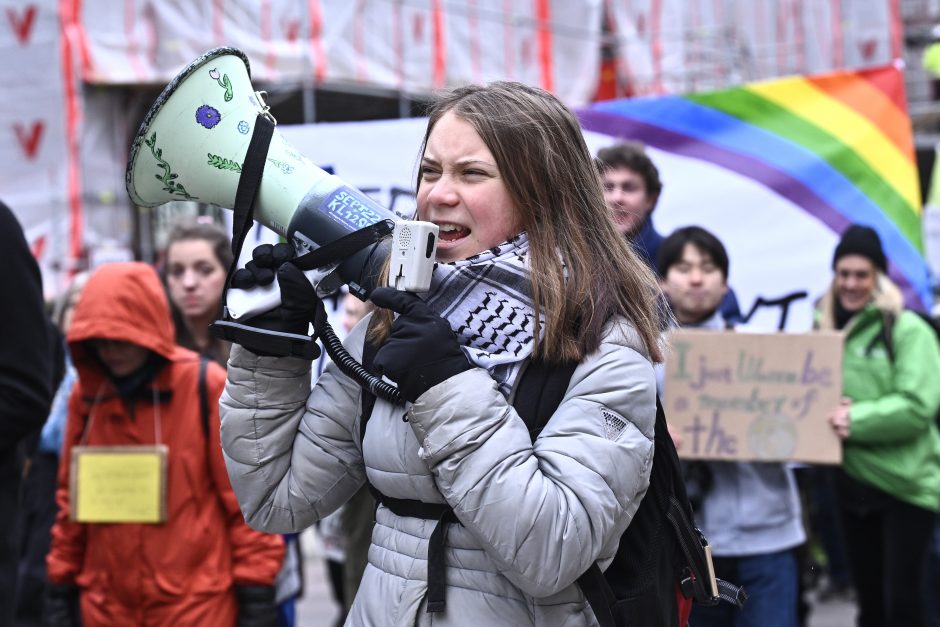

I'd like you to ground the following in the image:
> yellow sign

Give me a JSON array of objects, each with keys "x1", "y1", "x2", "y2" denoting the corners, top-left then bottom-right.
[{"x1": 70, "y1": 445, "x2": 168, "y2": 523}]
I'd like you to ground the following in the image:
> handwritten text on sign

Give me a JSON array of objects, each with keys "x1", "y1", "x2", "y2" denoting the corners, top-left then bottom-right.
[
  {"x1": 665, "y1": 330, "x2": 843, "y2": 464},
  {"x1": 70, "y1": 446, "x2": 167, "y2": 523}
]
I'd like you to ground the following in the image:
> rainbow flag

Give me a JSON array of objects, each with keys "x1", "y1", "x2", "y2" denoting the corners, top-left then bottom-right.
[{"x1": 579, "y1": 65, "x2": 930, "y2": 310}]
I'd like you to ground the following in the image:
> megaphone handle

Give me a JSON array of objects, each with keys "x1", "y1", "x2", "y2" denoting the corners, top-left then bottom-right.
[
  {"x1": 210, "y1": 320, "x2": 321, "y2": 360},
  {"x1": 318, "y1": 323, "x2": 404, "y2": 406}
]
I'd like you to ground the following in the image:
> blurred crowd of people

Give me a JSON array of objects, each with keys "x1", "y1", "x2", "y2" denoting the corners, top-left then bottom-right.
[
  {"x1": 597, "y1": 143, "x2": 940, "y2": 627},
  {"x1": 0, "y1": 133, "x2": 938, "y2": 627},
  {"x1": 3, "y1": 213, "x2": 290, "y2": 627}
]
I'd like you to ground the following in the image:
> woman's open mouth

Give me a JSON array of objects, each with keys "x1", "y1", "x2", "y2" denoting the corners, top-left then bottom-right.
[{"x1": 438, "y1": 223, "x2": 471, "y2": 243}]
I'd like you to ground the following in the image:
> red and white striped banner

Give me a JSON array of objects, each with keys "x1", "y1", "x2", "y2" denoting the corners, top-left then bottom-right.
[
  {"x1": 75, "y1": 0, "x2": 604, "y2": 104},
  {"x1": 604, "y1": 0, "x2": 900, "y2": 97},
  {"x1": 0, "y1": 0, "x2": 83, "y2": 295}
]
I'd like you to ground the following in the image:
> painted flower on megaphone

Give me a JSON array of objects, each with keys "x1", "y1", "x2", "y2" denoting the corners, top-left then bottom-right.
[
  {"x1": 196, "y1": 105, "x2": 221, "y2": 129},
  {"x1": 208, "y1": 68, "x2": 234, "y2": 101}
]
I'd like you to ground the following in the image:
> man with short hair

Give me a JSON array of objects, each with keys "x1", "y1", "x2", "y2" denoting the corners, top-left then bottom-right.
[
  {"x1": 657, "y1": 226, "x2": 805, "y2": 627},
  {"x1": 597, "y1": 143, "x2": 742, "y2": 323},
  {"x1": 596, "y1": 142, "x2": 664, "y2": 267},
  {"x1": 657, "y1": 226, "x2": 729, "y2": 327}
]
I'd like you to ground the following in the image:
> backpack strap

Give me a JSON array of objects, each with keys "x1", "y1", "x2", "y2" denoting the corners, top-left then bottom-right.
[
  {"x1": 198, "y1": 356, "x2": 210, "y2": 438},
  {"x1": 512, "y1": 358, "x2": 578, "y2": 436},
  {"x1": 357, "y1": 319, "x2": 457, "y2": 612},
  {"x1": 865, "y1": 311, "x2": 896, "y2": 362},
  {"x1": 577, "y1": 563, "x2": 617, "y2": 627},
  {"x1": 574, "y1": 397, "x2": 674, "y2": 627},
  {"x1": 515, "y1": 359, "x2": 617, "y2": 624},
  {"x1": 364, "y1": 483, "x2": 458, "y2": 612}
]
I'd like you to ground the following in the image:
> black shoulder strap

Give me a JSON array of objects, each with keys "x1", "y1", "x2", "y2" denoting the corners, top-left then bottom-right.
[
  {"x1": 198, "y1": 356, "x2": 210, "y2": 438},
  {"x1": 513, "y1": 358, "x2": 579, "y2": 436},
  {"x1": 578, "y1": 563, "x2": 618, "y2": 627},
  {"x1": 866, "y1": 311, "x2": 897, "y2": 362},
  {"x1": 512, "y1": 359, "x2": 616, "y2": 627}
]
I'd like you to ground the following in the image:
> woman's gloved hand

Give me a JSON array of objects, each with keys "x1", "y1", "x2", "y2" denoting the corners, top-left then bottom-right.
[
  {"x1": 369, "y1": 287, "x2": 472, "y2": 402},
  {"x1": 42, "y1": 583, "x2": 81, "y2": 627},
  {"x1": 235, "y1": 585, "x2": 278, "y2": 627},
  {"x1": 229, "y1": 243, "x2": 327, "y2": 357}
]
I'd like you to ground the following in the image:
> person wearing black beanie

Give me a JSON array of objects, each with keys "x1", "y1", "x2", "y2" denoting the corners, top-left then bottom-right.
[
  {"x1": 831, "y1": 224, "x2": 887, "y2": 275},
  {"x1": 828, "y1": 225, "x2": 889, "y2": 324},
  {"x1": 815, "y1": 222, "x2": 940, "y2": 627}
]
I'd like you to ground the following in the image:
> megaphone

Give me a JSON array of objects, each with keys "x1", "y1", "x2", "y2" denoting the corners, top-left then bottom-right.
[
  {"x1": 126, "y1": 47, "x2": 436, "y2": 401},
  {"x1": 126, "y1": 46, "x2": 409, "y2": 321}
]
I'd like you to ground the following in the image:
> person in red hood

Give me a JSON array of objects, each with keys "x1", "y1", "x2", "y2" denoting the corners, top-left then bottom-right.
[{"x1": 44, "y1": 262, "x2": 284, "y2": 626}]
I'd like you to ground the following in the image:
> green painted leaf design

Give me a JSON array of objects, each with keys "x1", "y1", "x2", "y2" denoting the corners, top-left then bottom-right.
[
  {"x1": 207, "y1": 153, "x2": 243, "y2": 172},
  {"x1": 144, "y1": 132, "x2": 197, "y2": 201}
]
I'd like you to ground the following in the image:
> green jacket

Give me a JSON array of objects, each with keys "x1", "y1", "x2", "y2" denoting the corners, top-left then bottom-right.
[{"x1": 816, "y1": 276, "x2": 940, "y2": 512}]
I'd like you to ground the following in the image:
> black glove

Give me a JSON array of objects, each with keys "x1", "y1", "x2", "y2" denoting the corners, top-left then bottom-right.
[
  {"x1": 369, "y1": 287, "x2": 472, "y2": 402},
  {"x1": 235, "y1": 585, "x2": 278, "y2": 627},
  {"x1": 225, "y1": 243, "x2": 327, "y2": 358},
  {"x1": 231, "y1": 242, "x2": 294, "y2": 289},
  {"x1": 42, "y1": 583, "x2": 81, "y2": 627}
]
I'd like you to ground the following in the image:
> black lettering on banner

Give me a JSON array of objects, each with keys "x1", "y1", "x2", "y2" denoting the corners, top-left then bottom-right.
[{"x1": 740, "y1": 291, "x2": 808, "y2": 330}]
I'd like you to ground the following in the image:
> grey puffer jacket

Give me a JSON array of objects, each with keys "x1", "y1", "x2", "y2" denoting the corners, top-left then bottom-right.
[{"x1": 220, "y1": 316, "x2": 656, "y2": 626}]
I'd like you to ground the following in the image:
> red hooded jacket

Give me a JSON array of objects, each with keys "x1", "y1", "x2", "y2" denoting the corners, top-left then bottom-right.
[{"x1": 47, "y1": 262, "x2": 284, "y2": 625}]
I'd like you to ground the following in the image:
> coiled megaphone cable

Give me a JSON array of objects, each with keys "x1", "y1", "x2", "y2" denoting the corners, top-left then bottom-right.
[{"x1": 317, "y1": 320, "x2": 404, "y2": 406}]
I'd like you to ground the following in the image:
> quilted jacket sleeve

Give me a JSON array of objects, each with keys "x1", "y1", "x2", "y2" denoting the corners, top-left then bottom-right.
[
  {"x1": 407, "y1": 320, "x2": 657, "y2": 598},
  {"x1": 220, "y1": 319, "x2": 369, "y2": 533}
]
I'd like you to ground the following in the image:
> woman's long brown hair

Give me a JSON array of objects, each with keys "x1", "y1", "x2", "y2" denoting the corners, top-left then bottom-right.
[{"x1": 370, "y1": 82, "x2": 665, "y2": 363}]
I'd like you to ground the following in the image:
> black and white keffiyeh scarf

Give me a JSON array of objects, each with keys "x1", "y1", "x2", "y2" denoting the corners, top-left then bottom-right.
[{"x1": 423, "y1": 233, "x2": 538, "y2": 397}]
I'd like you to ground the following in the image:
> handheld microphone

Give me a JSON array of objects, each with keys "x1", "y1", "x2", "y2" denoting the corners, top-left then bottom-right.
[{"x1": 388, "y1": 221, "x2": 438, "y2": 292}]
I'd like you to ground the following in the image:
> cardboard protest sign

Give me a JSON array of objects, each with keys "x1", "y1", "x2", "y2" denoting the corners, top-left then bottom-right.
[{"x1": 664, "y1": 330, "x2": 843, "y2": 464}]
